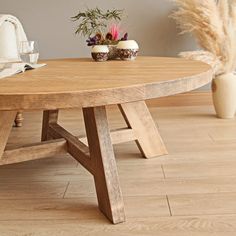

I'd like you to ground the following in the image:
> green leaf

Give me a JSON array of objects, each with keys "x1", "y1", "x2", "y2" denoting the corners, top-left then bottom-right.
[{"x1": 71, "y1": 7, "x2": 124, "y2": 38}]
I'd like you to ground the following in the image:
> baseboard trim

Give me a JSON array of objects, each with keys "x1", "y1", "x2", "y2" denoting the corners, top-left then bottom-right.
[{"x1": 146, "y1": 91, "x2": 212, "y2": 107}]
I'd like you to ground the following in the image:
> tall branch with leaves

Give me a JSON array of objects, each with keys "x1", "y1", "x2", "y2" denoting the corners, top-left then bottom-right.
[{"x1": 71, "y1": 7, "x2": 123, "y2": 37}]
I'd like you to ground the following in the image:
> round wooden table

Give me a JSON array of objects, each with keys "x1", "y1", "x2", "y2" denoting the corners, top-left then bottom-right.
[{"x1": 0, "y1": 57, "x2": 212, "y2": 224}]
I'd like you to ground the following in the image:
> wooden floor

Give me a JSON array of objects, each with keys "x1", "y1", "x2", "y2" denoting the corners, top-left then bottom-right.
[{"x1": 1, "y1": 105, "x2": 236, "y2": 236}]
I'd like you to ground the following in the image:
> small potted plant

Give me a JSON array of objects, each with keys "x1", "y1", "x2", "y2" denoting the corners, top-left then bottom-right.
[{"x1": 71, "y1": 7, "x2": 129, "y2": 61}]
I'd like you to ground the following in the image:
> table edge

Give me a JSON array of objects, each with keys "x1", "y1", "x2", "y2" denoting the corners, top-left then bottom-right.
[{"x1": 0, "y1": 67, "x2": 213, "y2": 110}]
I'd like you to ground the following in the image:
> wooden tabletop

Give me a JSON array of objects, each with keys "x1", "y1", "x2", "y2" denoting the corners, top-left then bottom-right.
[{"x1": 0, "y1": 57, "x2": 212, "y2": 110}]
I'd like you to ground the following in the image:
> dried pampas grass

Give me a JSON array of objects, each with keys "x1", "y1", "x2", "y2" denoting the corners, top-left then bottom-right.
[
  {"x1": 171, "y1": 0, "x2": 236, "y2": 75},
  {"x1": 179, "y1": 50, "x2": 223, "y2": 75}
]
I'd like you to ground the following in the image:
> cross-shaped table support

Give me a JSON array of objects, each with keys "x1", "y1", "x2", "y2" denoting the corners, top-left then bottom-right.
[{"x1": 0, "y1": 101, "x2": 167, "y2": 224}]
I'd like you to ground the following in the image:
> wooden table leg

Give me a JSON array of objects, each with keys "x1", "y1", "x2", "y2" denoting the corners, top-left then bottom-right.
[
  {"x1": 41, "y1": 110, "x2": 59, "y2": 141},
  {"x1": 119, "y1": 101, "x2": 168, "y2": 158},
  {"x1": 14, "y1": 112, "x2": 24, "y2": 127},
  {"x1": 0, "y1": 111, "x2": 16, "y2": 158},
  {"x1": 83, "y1": 106, "x2": 125, "y2": 224}
]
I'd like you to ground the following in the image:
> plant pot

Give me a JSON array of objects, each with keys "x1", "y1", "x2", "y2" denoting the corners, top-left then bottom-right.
[
  {"x1": 212, "y1": 73, "x2": 236, "y2": 119},
  {"x1": 107, "y1": 45, "x2": 118, "y2": 60},
  {"x1": 117, "y1": 40, "x2": 139, "y2": 61},
  {"x1": 91, "y1": 45, "x2": 109, "y2": 62}
]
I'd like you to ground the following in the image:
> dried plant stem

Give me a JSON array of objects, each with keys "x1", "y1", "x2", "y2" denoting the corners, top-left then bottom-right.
[{"x1": 172, "y1": 0, "x2": 236, "y2": 75}]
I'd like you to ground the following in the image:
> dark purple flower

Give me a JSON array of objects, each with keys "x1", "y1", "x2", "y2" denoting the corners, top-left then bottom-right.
[
  {"x1": 120, "y1": 33, "x2": 128, "y2": 41},
  {"x1": 105, "y1": 32, "x2": 113, "y2": 41},
  {"x1": 86, "y1": 33, "x2": 102, "y2": 46},
  {"x1": 86, "y1": 37, "x2": 97, "y2": 46}
]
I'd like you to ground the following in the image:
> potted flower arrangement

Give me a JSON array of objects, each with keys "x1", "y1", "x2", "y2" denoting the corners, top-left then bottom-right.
[
  {"x1": 72, "y1": 8, "x2": 139, "y2": 61},
  {"x1": 72, "y1": 7, "x2": 136, "y2": 61},
  {"x1": 172, "y1": 0, "x2": 236, "y2": 119}
]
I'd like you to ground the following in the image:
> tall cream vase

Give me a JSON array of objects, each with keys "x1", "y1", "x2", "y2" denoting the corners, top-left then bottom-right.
[{"x1": 212, "y1": 73, "x2": 236, "y2": 119}]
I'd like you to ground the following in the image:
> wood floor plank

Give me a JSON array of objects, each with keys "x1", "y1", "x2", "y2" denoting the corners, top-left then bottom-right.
[
  {"x1": 168, "y1": 192, "x2": 236, "y2": 216},
  {"x1": 0, "y1": 167, "x2": 91, "y2": 183},
  {"x1": 151, "y1": 152, "x2": 236, "y2": 165},
  {"x1": 117, "y1": 163, "x2": 164, "y2": 179},
  {"x1": 0, "y1": 155, "x2": 78, "y2": 169},
  {"x1": 0, "y1": 198, "x2": 101, "y2": 221},
  {"x1": 0, "y1": 182, "x2": 68, "y2": 199},
  {"x1": 164, "y1": 140, "x2": 218, "y2": 154},
  {"x1": 209, "y1": 126, "x2": 236, "y2": 142},
  {"x1": 159, "y1": 125, "x2": 212, "y2": 142},
  {"x1": 129, "y1": 175, "x2": 236, "y2": 197},
  {"x1": 162, "y1": 177, "x2": 236, "y2": 195},
  {"x1": 0, "y1": 215, "x2": 236, "y2": 236},
  {"x1": 66, "y1": 179, "x2": 165, "y2": 198},
  {"x1": 0, "y1": 196, "x2": 169, "y2": 221},
  {"x1": 65, "y1": 176, "x2": 236, "y2": 198},
  {"x1": 0, "y1": 163, "x2": 163, "y2": 183},
  {"x1": 163, "y1": 162, "x2": 236, "y2": 178},
  {"x1": 64, "y1": 180, "x2": 96, "y2": 198},
  {"x1": 114, "y1": 142, "x2": 236, "y2": 165},
  {"x1": 122, "y1": 177, "x2": 236, "y2": 196},
  {"x1": 124, "y1": 196, "x2": 170, "y2": 218}
]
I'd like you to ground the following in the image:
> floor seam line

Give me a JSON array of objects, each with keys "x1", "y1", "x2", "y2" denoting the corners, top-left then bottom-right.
[
  {"x1": 161, "y1": 165, "x2": 166, "y2": 179},
  {"x1": 166, "y1": 195, "x2": 172, "y2": 217},
  {"x1": 62, "y1": 182, "x2": 70, "y2": 199}
]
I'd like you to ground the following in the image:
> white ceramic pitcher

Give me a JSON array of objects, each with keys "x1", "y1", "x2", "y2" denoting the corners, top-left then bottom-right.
[{"x1": 0, "y1": 21, "x2": 19, "y2": 61}]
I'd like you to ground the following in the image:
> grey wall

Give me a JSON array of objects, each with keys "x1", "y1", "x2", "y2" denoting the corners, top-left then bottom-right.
[
  {"x1": 1, "y1": 0, "x2": 208, "y2": 89},
  {"x1": 1, "y1": 0, "x2": 198, "y2": 58}
]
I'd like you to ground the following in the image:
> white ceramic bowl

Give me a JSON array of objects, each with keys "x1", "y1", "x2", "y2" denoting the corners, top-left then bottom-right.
[
  {"x1": 91, "y1": 45, "x2": 109, "y2": 53},
  {"x1": 117, "y1": 40, "x2": 139, "y2": 61},
  {"x1": 91, "y1": 45, "x2": 109, "y2": 62},
  {"x1": 117, "y1": 40, "x2": 139, "y2": 50}
]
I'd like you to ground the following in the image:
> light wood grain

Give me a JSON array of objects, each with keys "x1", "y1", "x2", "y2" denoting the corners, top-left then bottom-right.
[
  {"x1": 208, "y1": 126, "x2": 236, "y2": 142},
  {"x1": 0, "y1": 196, "x2": 169, "y2": 221},
  {"x1": 0, "y1": 182, "x2": 68, "y2": 199},
  {"x1": 0, "y1": 139, "x2": 67, "y2": 165},
  {"x1": 41, "y1": 110, "x2": 59, "y2": 141},
  {"x1": 48, "y1": 123, "x2": 92, "y2": 173},
  {"x1": 120, "y1": 176, "x2": 236, "y2": 196},
  {"x1": 0, "y1": 57, "x2": 212, "y2": 110},
  {"x1": 80, "y1": 128, "x2": 136, "y2": 145},
  {"x1": 162, "y1": 161, "x2": 236, "y2": 178},
  {"x1": 14, "y1": 111, "x2": 24, "y2": 127},
  {"x1": 1, "y1": 98, "x2": 172, "y2": 223},
  {"x1": 119, "y1": 101, "x2": 168, "y2": 157},
  {"x1": 0, "y1": 106, "x2": 236, "y2": 235},
  {"x1": 0, "y1": 57, "x2": 213, "y2": 224},
  {"x1": 1, "y1": 216, "x2": 236, "y2": 236},
  {"x1": 0, "y1": 167, "x2": 91, "y2": 183},
  {"x1": 168, "y1": 192, "x2": 236, "y2": 216},
  {"x1": 83, "y1": 106, "x2": 125, "y2": 224},
  {"x1": 0, "y1": 111, "x2": 16, "y2": 158}
]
